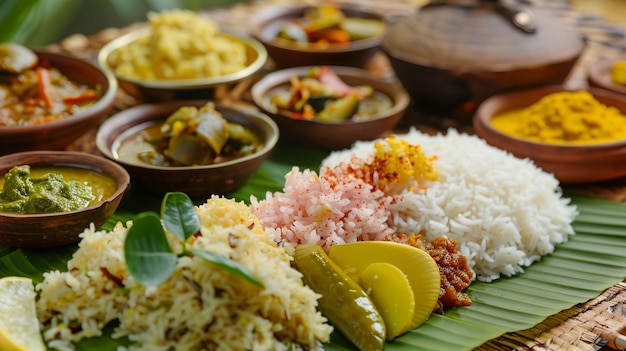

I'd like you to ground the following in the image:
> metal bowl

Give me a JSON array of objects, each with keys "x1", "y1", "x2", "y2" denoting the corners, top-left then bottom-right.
[{"x1": 97, "y1": 27, "x2": 268, "y2": 102}]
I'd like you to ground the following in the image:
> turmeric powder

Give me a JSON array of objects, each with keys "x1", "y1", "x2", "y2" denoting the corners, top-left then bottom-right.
[{"x1": 490, "y1": 90, "x2": 626, "y2": 145}]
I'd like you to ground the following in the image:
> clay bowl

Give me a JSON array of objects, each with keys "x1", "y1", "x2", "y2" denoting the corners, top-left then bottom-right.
[
  {"x1": 251, "y1": 65, "x2": 410, "y2": 150},
  {"x1": 0, "y1": 50, "x2": 117, "y2": 156},
  {"x1": 588, "y1": 58, "x2": 626, "y2": 96},
  {"x1": 473, "y1": 85, "x2": 626, "y2": 184},
  {"x1": 249, "y1": 5, "x2": 386, "y2": 68},
  {"x1": 380, "y1": 4, "x2": 583, "y2": 110},
  {"x1": 0, "y1": 151, "x2": 130, "y2": 248},
  {"x1": 96, "y1": 100, "x2": 279, "y2": 197},
  {"x1": 97, "y1": 27, "x2": 267, "y2": 102}
]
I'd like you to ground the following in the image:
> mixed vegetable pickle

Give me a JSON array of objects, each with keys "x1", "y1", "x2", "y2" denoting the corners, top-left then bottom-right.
[
  {"x1": 294, "y1": 241, "x2": 442, "y2": 350},
  {"x1": 294, "y1": 244, "x2": 386, "y2": 351}
]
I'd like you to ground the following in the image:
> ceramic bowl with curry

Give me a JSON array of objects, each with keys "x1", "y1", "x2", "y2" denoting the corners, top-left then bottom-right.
[
  {"x1": 251, "y1": 65, "x2": 410, "y2": 150},
  {"x1": 474, "y1": 85, "x2": 626, "y2": 183},
  {"x1": 0, "y1": 43, "x2": 117, "y2": 155},
  {"x1": 97, "y1": 9, "x2": 267, "y2": 102},
  {"x1": 96, "y1": 99, "x2": 279, "y2": 197},
  {"x1": 0, "y1": 151, "x2": 130, "y2": 248},
  {"x1": 249, "y1": 4, "x2": 386, "y2": 68},
  {"x1": 588, "y1": 58, "x2": 626, "y2": 96}
]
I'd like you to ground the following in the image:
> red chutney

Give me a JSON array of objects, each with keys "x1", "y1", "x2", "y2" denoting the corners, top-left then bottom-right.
[
  {"x1": 385, "y1": 233, "x2": 473, "y2": 310},
  {"x1": 0, "y1": 64, "x2": 99, "y2": 126}
]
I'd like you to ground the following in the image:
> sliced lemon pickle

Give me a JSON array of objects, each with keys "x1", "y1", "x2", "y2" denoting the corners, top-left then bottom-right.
[
  {"x1": 359, "y1": 262, "x2": 416, "y2": 340},
  {"x1": 328, "y1": 241, "x2": 441, "y2": 332}
]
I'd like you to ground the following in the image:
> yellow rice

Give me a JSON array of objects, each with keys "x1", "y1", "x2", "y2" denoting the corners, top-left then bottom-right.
[{"x1": 36, "y1": 196, "x2": 332, "y2": 351}]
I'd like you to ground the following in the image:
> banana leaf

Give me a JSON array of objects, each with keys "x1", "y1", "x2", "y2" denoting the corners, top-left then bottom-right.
[{"x1": 1, "y1": 139, "x2": 625, "y2": 351}]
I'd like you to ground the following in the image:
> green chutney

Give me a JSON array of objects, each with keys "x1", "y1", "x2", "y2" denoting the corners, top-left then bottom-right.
[{"x1": 0, "y1": 165, "x2": 117, "y2": 214}]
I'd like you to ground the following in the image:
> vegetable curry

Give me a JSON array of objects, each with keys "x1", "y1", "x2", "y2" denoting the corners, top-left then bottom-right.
[
  {"x1": 0, "y1": 44, "x2": 100, "y2": 127},
  {"x1": 115, "y1": 102, "x2": 262, "y2": 167}
]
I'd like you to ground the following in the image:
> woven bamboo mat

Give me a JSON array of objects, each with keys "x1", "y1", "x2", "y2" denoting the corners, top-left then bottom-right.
[
  {"x1": 49, "y1": 1, "x2": 626, "y2": 349},
  {"x1": 480, "y1": 283, "x2": 626, "y2": 351}
]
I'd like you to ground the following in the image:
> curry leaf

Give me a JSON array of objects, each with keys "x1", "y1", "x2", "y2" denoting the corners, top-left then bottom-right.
[
  {"x1": 161, "y1": 192, "x2": 201, "y2": 242},
  {"x1": 124, "y1": 212, "x2": 177, "y2": 287},
  {"x1": 190, "y1": 248, "x2": 264, "y2": 288}
]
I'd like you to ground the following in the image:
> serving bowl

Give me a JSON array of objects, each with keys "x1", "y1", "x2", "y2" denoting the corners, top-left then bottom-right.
[
  {"x1": 0, "y1": 50, "x2": 117, "y2": 156},
  {"x1": 381, "y1": 3, "x2": 583, "y2": 110},
  {"x1": 473, "y1": 85, "x2": 626, "y2": 184},
  {"x1": 0, "y1": 151, "x2": 130, "y2": 248},
  {"x1": 97, "y1": 27, "x2": 267, "y2": 102},
  {"x1": 588, "y1": 58, "x2": 626, "y2": 96},
  {"x1": 96, "y1": 100, "x2": 279, "y2": 197},
  {"x1": 251, "y1": 65, "x2": 410, "y2": 150},
  {"x1": 249, "y1": 5, "x2": 386, "y2": 68}
]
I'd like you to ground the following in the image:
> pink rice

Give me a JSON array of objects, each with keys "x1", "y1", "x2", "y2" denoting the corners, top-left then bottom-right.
[{"x1": 250, "y1": 166, "x2": 394, "y2": 251}]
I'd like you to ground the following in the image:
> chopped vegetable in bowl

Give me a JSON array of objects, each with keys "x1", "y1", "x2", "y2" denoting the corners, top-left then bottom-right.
[
  {"x1": 269, "y1": 65, "x2": 393, "y2": 123},
  {"x1": 0, "y1": 46, "x2": 100, "y2": 126},
  {"x1": 275, "y1": 5, "x2": 385, "y2": 47},
  {"x1": 115, "y1": 102, "x2": 263, "y2": 167}
]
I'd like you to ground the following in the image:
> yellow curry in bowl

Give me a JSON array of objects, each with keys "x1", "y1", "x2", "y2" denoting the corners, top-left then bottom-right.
[{"x1": 490, "y1": 90, "x2": 626, "y2": 145}]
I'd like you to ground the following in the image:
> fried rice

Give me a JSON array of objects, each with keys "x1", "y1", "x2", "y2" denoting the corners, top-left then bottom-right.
[{"x1": 36, "y1": 196, "x2": 332, "y2": 351}]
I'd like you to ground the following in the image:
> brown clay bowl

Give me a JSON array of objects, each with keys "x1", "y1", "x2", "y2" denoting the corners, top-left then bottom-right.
[
  {"x1": 588, "y1": 58, "x2": 626, "y2": 96},
  {"x1": 251, "y1": 66, "x2": 410, "y2": 150},
  {"x1": 248, "y1": 5, "x2": 386, "y2": 68},
  {"x1": 96, "y1": 100, "x2": 279, "y2": 197},
  {"x1": 380, "y1": 5, "x2": 583, "y2": 110},
  {"x1": 0, "y1": 151, "x2": 130, "y2": 248},
  {"x1": 0, "y1": 50, "x2": 117, "y2": 156},
  {"x1": 473, "y1": 85, "x2": 626, "y2": 184},
  {"x1": 97, "y1": 27, "x2": 267, "y2": 102}
]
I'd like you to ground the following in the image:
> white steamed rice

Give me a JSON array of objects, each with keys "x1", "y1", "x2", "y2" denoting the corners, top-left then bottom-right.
[{"x1": 322, "y1": 128, "x2": 578, "y2": 282}]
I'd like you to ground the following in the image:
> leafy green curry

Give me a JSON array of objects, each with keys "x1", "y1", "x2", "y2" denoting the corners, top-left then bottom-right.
[{"x1": 0, "y1": 165, "x2": 117, "y2": 214}]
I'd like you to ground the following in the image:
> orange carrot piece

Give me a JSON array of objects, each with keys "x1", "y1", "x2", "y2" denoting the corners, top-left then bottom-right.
[
  {"x1": 62, "y1": 91, "x2": 98, "y2": 104},
  {"x1": 308, "y1": 28, "x2": 350, "y2": 43},
  {"x1": 36, "y1": 67, "x2": 53, "y2": 107}
]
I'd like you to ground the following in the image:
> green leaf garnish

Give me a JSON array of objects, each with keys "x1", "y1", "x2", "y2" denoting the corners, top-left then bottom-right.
[
  {"x1": 161, "y1": 192, "x2": 201, "y2": 242},
  {"x1": 190, "y1": 248, "x2": 265, "y2": 288},
  {"x1": 124, "y1": 192, "x2": 264, "y2": 289},
  {"x1": 124, "y1": 212, "x2": 178, "y2": 287}
]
